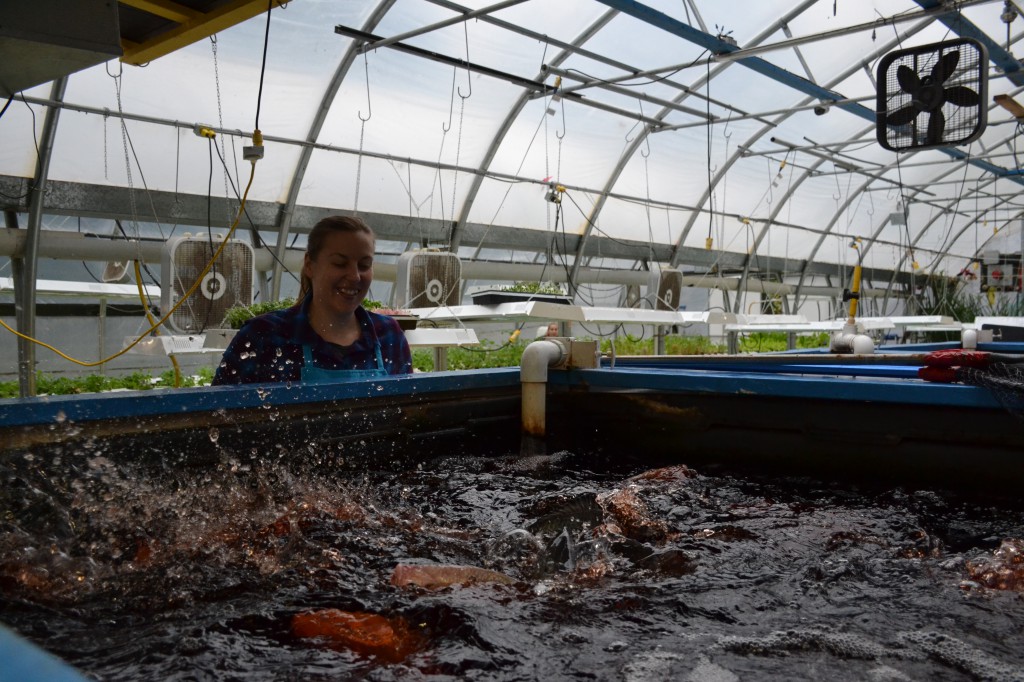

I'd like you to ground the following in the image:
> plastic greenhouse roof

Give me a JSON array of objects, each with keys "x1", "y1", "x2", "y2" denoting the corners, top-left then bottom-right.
[{"x1": 3, "y1": 0, "x2": 1024, "y2": 299}]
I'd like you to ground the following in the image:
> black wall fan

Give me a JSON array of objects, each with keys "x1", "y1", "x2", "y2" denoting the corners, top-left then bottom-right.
[{"x1": 876, "y1": 38, "x2": 988, "y2": 152}]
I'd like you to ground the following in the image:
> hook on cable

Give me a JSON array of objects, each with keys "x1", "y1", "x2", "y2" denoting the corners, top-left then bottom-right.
[
  {"x1": 105, "y1": 59, "x2": 122, "y2": 79},
  {"x1": 457, "y1": 23, "x2": 472, "y2": 99},
  {"x1": 443, "y1": 68, "x2": 456, "y2": 132},
  {"x1": 358, "y1": 53, "x2": 372, "y2": 122}
]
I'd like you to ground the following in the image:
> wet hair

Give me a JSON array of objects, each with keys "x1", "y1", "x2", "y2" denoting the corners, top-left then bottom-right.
[{"x1": 298, "y1": 215, "x2": 374, "y2": 300}]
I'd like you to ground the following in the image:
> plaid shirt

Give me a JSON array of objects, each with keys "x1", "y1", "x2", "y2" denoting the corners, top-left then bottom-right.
[{"x1": 212, "y1": 294, "x2": 412, "y2": 385}]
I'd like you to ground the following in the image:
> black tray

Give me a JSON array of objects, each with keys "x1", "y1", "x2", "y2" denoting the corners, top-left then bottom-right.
[{"x1": 471, "y1": 290, "x2": 573, "y2": 306}]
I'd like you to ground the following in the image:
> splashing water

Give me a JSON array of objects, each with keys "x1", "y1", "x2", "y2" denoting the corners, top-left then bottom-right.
[{"x1": 1, "y1": 446, "x2": 1024, "y2": 680}]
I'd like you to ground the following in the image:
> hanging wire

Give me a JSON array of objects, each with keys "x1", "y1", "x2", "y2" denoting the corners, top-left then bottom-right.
[
  {"x1": 447, "y1": 22, "x2": 473, "y2": 247},
  {"x1": 210, "y1": 36, "x2": 235, "y2": 227},
  {"x1": 255, "y1": 0, "x2": 274, "y2": 132},
  {"x1": 354, "y1": 52, "x2": 372, "y2": 212}
]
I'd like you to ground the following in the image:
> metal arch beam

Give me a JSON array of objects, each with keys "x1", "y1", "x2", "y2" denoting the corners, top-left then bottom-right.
[
  {"x1": 670, "y1": 18, "x2": 931, "y2": 282},
  {"x1": 815, "y1": 89, "x2": 1024, "y2": 310},
  {"x1": 595, "y1": 0, "x2": 1024, "y2": 188},
  {"x1": 593, "y1": 0, "x2": 870, "y2": 118},
  {"x1": 921, "y1": 177, "x2": 1012, "y2": 273},
  {"x1": 913, "y1": 0, "x2": 1024, "y2": 87},
  {"x1": 568, "y1": 0, "x2": 820, "y2": 285},
  {"x1": 792, "y1": 122, "x2": 977, "y2": 310},
  {"x1": 17, "y1": 77, "x2": 67, "y2": 398},
  {"x1": 270, "y1": 0, "x2": 398, "y2": 300},
  {"x1": 356, "y1": 0, "x2": 529, "y2": 54},
  {"x1": 731, "y1": 155, "x2": 830, "y2": 314},
  {"x1": 448, "y1": 7, "x2": 619, "y2": 251}
]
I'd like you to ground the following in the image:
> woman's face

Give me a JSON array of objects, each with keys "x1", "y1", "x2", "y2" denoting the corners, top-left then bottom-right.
[{"x1": 303, "y1": 229, "x2": 375, "y2": 319}]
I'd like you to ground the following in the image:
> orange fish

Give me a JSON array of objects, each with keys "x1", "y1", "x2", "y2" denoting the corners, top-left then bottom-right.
[
  {"x1": 291, "y1": 609, "x2": 424, "y2": 662},
  {"x1": 390, "y1": 563, "x2": 515, "y2": 590},
  {"x1": 965, "y1": 538, "x2": 1024, "y2": 591}
]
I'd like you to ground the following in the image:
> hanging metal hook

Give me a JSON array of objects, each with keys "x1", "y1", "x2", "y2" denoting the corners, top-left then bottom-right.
[
  {"x1": 555, "y1": 103, "x2": 566, "y2": 139},
  {"x1": 457, "y1": 23, "x2": 472, "y2": 99},
  {"x1": 442, "y1": 67, "x2": 456, "y2": 132},
  {"x1": 358, "y1": 53, "x2": 372, "y2": 122},
  {"x1": 625, "y1": 117, "x2": 641, "y2": 144},
  {"x1": 105, "y1": 59, "x2": 122, "y2": 79}
]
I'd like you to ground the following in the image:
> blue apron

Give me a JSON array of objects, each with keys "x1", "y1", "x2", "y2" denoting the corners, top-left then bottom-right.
[{"x1": 300, "y1": 319, "x2": 389, "y2": 383}]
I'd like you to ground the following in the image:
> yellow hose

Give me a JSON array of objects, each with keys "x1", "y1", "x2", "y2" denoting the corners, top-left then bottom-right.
[{"x1": 847, "y1": 263, "x2": 862, "y2": 324}]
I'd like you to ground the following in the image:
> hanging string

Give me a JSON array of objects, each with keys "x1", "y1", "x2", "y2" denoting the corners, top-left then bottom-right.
[
  {"x1": 637, "y1": 101, "x2": 655, "y2": 266},
  {"x1": 447, "y1": 23, "x2": 472, "y2": 248},
  {"x1": 354, "y1": 52, "x2": 372, "y2": 212},
  {"x1": 210, "y1": 36, "x2": 234, "y2": 225},
  {"x1": 255, "y1": 0, "x2": 273, "y2": 132},
  {"x1": 705, "y1": 56, "x2": 714, "y2": 250},
  {"x1": 103, "y1": 110, "x2": 109, "y2": 180},
  {"x1": 108, "y1": 62, "x2": 139, "y2": 243}
]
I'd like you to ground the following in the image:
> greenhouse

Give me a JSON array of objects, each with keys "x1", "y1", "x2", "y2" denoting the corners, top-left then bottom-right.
[{"x1": 2, "y1": 1, "x2": 1024, "y2": 680}]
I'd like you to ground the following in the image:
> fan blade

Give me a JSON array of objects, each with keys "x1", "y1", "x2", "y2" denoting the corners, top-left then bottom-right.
[
  {"x1": 887, "y1": 104, "x2": 919, "y2": 126},
  {"x1": 896, "y1": 64, "x2": 922, "y2": 95},
  {"x1": 931, "y1": 50, "x2": 960, "y2": 84},
  {"x1": 945, "y1": 85, "x2": 979, "y2": 107},
  {"x1": 927, "y1": 109, "x2": 946, "y2": 144}
]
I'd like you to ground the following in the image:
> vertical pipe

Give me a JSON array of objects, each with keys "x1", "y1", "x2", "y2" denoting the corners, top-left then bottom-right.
[
  {"x1": 520, "y1": 340, "x2": 566, "y2": 438},
  {"x1": 20, "y1": 77, "x2": 68, "y2": 397},
  {"x1": 98, "y1": 297, "x2": 107, "y2": 375}
]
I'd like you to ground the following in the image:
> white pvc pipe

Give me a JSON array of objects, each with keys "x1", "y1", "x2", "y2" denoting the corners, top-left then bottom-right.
[
  {"x1": 0, "y1": 228, "x2": 899, "y2": 298},
  {"x1": 520, "y1": 339, "x2": 566, "y2": 438}
]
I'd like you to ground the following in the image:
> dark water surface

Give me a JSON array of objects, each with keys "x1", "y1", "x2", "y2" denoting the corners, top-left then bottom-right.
[{"x1": 2, "y1": 440, "x2": 1024, "y2": 681}]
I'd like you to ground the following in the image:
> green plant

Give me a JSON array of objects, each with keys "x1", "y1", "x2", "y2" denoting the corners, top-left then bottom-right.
[
  {"x1": 0, "y1": 368, "x2": 217, "y2": 398},
  {"x1": 598, "y1": 334, "x2": 726, "y2": 355},
  {"x1": 499, "y1": 281, "x2": 566, "y2": 295},
  {"x1": 223, "y1": 298, "x2": 296, "y2": 329},
  {"x1": 737, "y1": 331, "x2": 829, "y2": 353},
  {"x1": 412, "y1": 339, "x2": 528, "y2": 372}
]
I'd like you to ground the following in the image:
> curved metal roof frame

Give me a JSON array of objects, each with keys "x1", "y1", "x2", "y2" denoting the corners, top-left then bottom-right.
[{"x1": 6, "y1": 0, "x2": 1024, "y2": 308}]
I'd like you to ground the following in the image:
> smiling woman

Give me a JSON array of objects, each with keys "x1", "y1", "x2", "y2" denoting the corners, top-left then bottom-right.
[{"x1": 212, "y1": 215, "x2": 413, "y2": 385}]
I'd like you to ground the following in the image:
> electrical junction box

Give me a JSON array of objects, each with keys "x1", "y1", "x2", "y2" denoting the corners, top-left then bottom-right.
[
  {"x1": 981, "y1": 254, "x2": 1021, "y2": 292},
  {"x1": 548, "y1": 339, "x2": 598, "y2": 370}
]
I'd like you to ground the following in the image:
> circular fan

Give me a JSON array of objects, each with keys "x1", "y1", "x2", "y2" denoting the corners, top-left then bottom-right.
[
  {"x1": 876, "y1": 38, "x2": 988, "y2": 152},
  {"x1": 887, "y1": 50, "x2": 980, "y2": 145}
]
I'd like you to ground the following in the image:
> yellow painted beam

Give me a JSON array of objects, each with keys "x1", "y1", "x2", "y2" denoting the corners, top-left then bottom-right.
[
  {"x1": 121, "y1": 0, "x2": 290, "y2": 66},
  {"x1": 119, "y1": 0, "x2": 202, "y2": 24}
]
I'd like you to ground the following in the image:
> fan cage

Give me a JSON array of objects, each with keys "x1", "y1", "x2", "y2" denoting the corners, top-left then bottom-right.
[
  {"x1": 160, "y1": 237, "x2": 255, "y2": 334},
  {"x1": 396, "y1": 251, "x2": 462, "y2": 308},
  {"x1": 876, "y1": 37, "x2": 987, "y2": 152},
  {"x1": 647, "y1": 268, "x2": 683, "y2": 311}
]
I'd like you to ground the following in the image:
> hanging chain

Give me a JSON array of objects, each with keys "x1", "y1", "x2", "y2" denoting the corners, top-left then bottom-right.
[
  {"x1": 211, "y1": 35, "x2": 233, "y2": 224},
  {"x1": 354, "y1": 121, "x2": 366, "y2": 211},
  {"x1": 354, "y1": 53, "x2": 372, "y2": 212},
  {"x1": 103, "y1": 110, "x2": 109, "y2": 180},
  {"x1": 111, "y1": 66, "x2": 139, "y2": 240}
]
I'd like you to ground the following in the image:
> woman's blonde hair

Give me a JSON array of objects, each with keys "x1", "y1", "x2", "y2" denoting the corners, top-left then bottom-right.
[{"x1": 298, "y1": 215, "x2": 374, "y2": 300}]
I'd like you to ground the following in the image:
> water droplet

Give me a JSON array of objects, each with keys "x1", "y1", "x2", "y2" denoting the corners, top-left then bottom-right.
[
  {"x1": 275, "y1": 347, "x2": 283, "y2": 357},
  {"x1": 55, "y1": 411, "x2": 67, "y2": 424},
  {"x1": 208, "y1": 427, "x2": 219, "y2": 443}
]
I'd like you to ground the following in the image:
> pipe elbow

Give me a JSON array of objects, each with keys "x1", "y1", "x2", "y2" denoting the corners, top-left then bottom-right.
[{"x1": 520, "y1": 339, "x2": 566, "y2": 383}]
